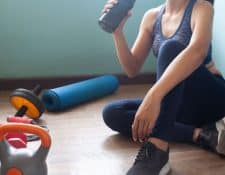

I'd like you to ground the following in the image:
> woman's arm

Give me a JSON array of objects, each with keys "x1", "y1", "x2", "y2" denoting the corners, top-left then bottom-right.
[{"x1": 112, "y1": 8, "x2": 160, "y2": 77}]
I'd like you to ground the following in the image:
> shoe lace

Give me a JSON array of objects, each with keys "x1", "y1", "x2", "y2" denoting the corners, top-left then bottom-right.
[{"x1": 134, "y1": 142, "x2": 150, "y2": 163}]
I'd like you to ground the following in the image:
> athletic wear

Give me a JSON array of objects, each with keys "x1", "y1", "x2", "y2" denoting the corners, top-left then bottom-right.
[
  {"x1": 126, "y1": 142, "x2": 170, "y2": 175},
  {"x1": 151, "y1": 0, "x2": 212, "y2": 65}
]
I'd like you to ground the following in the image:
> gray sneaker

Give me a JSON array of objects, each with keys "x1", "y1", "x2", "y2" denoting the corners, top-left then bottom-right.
[
  {"x1": 126, "y1": 142, "x2": 170, "y2": 175},
  {"x1": 196, "y1": 119, "x2": 225, "y2": 156}
]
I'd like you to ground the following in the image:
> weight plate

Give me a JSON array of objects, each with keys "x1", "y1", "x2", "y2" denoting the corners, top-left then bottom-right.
[{"x1": 10, "y1": 89, "x2": 45, "y2": 118}]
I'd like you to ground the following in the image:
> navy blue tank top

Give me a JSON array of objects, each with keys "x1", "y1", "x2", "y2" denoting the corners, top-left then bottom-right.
[{"x1": 151, "y1": 0, "x2": 212, "y2": 65}]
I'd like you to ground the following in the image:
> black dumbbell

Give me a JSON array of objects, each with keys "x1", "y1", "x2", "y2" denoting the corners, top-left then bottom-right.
[{"x1": 7, "y1": 85, "x2": 46, "y2": 145}]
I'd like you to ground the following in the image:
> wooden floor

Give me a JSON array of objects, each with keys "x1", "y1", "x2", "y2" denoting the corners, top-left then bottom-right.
[{"x1": 0, "y1": 84, "x2": 225, "y2": 175}]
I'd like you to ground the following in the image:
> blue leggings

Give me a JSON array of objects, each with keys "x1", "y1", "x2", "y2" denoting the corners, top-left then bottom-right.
[{"x1": 102, "y1": 40, "x2": 225, "y2": 143}]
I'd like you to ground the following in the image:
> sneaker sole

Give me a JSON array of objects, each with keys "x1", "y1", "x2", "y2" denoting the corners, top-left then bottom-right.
[
  {"x1": 159, "y1": 162, "x2": 170, "y2": 175},
  {"x1": 216, "y1": 119, "x2": 225, "y2": 155}
]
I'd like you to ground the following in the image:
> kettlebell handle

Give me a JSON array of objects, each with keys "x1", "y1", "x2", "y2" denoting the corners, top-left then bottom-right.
[{"x1": 0, "y1": 123, "x2": 51, "y2": 148}]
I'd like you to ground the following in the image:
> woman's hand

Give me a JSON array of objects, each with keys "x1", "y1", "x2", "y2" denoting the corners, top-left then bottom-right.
[
  {"x1": 102, "y1": 0, "x2": 119, "y2": 14},
  {"x1": 101, "y1": 0, "x2": 132, "y2": 34},
  {"x1": 132, "y1": 90, "x2": 162, "y2": 142}
]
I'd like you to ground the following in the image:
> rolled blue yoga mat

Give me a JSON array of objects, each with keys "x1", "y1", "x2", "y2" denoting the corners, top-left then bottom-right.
[{"x1": 41, "y1": 75, "x2": 119, "y2": 112}]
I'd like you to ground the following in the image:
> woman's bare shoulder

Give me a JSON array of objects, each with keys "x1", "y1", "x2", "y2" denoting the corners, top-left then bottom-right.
[
  {"x1": 144, "y1": 5, "x2": 163, "y2": 21},
  {"x1": 191, "y1": 0, "x2": 214, "y2": 27},
  {"x1": 193, "y1": 0, "x2": 214, "y2": 14},
  {"x1": 140, "y1": 5, "x2": 163, "y2": 32}
]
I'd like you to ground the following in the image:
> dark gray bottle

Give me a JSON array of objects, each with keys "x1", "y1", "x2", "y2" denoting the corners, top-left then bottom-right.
[{"x1": 98, "y1": 0, "x2": 136, "y2": 33}]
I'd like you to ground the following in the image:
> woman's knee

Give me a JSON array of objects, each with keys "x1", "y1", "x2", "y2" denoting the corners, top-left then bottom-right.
[
  {"x1": 157, "y1": 40, "x2": 186, "y2": 79},
  {"x1": 102, "y1": 101, "x2": 130, "y2": 131},
  {"x1": 102, "y1": 99, "x2": 141, "y2": 126},
  {"x1": 102, "y1": 103, "x2": 119, "y2": 129},
  {"x1": 102, "y1": 100, "x2": 138, "y2": 137}
]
